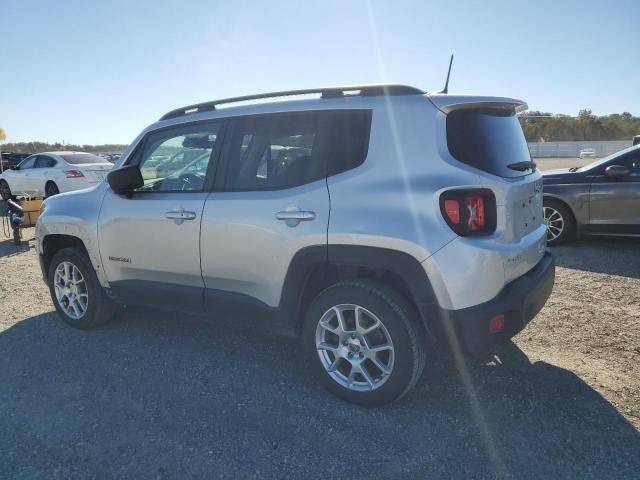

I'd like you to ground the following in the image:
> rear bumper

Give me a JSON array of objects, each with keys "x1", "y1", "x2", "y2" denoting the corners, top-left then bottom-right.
[{"x1": 438, "y1": 251, "x2": 555, "y2": 358}]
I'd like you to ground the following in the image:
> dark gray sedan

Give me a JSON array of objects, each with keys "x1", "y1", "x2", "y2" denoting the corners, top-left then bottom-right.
[{"x1": 543, "y1": 145, "x2": 640, "y2": 245}]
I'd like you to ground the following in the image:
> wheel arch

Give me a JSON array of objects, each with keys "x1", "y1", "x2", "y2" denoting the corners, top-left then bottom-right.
[
  {"x1": 41, "y1": 234, "x2": 89, "y2": 280},
  {"x1": 280, "y1": 245, "x2": 440, "y2": 340},
  {"x1": 543, "y1": 194, "x2": 578, "y2": 229}
]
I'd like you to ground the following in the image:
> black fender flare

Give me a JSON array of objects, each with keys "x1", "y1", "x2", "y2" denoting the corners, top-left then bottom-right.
[{"x1": 279, "y1": 245, "x2": 441, "y2": 337}]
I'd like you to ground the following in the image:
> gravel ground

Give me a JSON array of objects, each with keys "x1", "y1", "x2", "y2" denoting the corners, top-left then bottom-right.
[{"x1": 1, "y1": 201, "x2": 639, "y2": 479}]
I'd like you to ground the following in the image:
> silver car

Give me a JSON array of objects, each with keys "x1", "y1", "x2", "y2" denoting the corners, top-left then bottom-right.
[{"x1": 36, "y1": 85, "x2": 554, "y2": 405}]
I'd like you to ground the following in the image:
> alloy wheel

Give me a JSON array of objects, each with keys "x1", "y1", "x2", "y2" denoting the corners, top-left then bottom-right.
[
  {"x1": 315, "y1": 304, "x2": 395, "y2": 392},
  {"x1": 544, "y1": 206, "x2": 565, "y2": 242},
  {"x1": 53, "y1": 261, "x2": 89, "y2": 319}
]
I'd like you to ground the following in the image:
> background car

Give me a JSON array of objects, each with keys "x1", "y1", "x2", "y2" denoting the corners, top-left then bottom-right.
[
  {"x1": 0, "y1": 151, "x2": 113, "y2": 200},
  {"x1": 0, "y1": 152, "x2": 30, "y2": 171},
  {"x1": 543, "y1": 145, "x2": 640, "y2": 244},
  {"x1": 579, "y1": 148, "x2": 597, "y2": 158}
]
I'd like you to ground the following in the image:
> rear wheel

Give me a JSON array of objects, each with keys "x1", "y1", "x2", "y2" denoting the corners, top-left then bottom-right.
[
  {"x1": 48, "y1": 247, "x2": 118, "y2": 329},
  {"x1": 303, "y1": 280, "x2": 427, "y2": 406},
  {"x1": 45, "y1": 181, "x2": 60, "y2": 198},
  {"x1": 543, "y1": 199, "x2": 575, "y2": 245},
  {"x1": 0, "y1": 180, "x2": 11, "y2": 201}
]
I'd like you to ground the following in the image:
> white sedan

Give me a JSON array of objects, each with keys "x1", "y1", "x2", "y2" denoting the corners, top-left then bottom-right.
[{"x1": 0, "y1": 151, "x2": 113, "y2": 200}]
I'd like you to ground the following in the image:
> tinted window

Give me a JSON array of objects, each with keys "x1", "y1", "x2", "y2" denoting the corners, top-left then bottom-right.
[
  {"x1": 35, "y1": 156, "x2": 56, "y2": 168},
  {"x1": 622, "y1": 151, "x2": 640, "y2": 173},
  {"x1": 447, "y1": 109, "x2": 532, "y2": 178},
  {"x1": 136, "y1": 122, "x2": 222, "y2": 192},
  {"x1": 61, "y1": 153, "x2": 108, "y2": 165},
  {"x1": 17, "y1": 156, "x2": 37, "y2": 170},
  {"x1": 225, "y1": 112, "x2": 322, "y2": 190},
  {"x1": 325, "y1": 110, "x2": 371, "y2": 176}
]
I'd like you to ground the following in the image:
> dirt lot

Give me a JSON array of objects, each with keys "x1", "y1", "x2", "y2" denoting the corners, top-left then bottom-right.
[{"x1": 1, "y1": 201, "x2": 639, "y2": 478}]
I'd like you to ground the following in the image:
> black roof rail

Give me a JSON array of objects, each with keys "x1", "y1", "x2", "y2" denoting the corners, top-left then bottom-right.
[{"x1": 159, "y1": 84, "x2": 425, "y2": 121}]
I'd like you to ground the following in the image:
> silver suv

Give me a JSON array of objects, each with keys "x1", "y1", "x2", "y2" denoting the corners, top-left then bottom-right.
[{"x1": 36, "y1": 85, "x2": 555, "y2": 406}]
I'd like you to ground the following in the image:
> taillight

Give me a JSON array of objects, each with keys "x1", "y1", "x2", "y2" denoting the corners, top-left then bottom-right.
[
  {"x1": 64, "y1": 170, "x2": 84, "y2": 178},
  {"x1": 440, "y1": 189, "x2": 496, "y2": 236}
]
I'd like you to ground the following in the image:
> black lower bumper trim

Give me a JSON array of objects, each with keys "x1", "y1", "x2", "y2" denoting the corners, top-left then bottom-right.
[{"x1": 439, "y1": 251, "x2": 555, "y2": 358}]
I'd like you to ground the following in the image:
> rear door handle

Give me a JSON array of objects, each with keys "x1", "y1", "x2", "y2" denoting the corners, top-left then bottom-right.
[
  {"x1": 275, "y1": 211, "x2": 316, "y2": 221},
  {"x1": 165, "y1": 208, "x2": 197, "y2": 224}
]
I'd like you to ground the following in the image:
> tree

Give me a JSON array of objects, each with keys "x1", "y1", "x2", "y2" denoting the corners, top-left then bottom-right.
[{"x1": 0, "y1": 128, "x2": 6, "y2": 142}]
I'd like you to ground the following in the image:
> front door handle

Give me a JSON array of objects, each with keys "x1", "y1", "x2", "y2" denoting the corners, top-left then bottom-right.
[
  {"x1": 275, "y1": 211, "x2": 316, "y2": 221},
  {"x1": 165, "y1": 208, "x2": 197, "y2": 224}
]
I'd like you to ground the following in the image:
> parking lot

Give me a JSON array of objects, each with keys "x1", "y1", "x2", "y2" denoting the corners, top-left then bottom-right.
[{"x1": 1, "y1": 202, "x2": 638, "y2": 479}]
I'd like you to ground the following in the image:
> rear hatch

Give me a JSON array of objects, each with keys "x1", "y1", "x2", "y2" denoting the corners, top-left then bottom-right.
[{"x1": 431, "y1": 94, "x2": 545, "y2": 279}]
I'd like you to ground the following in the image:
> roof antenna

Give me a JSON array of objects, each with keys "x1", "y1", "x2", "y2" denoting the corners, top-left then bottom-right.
[{"x1": 439, "y1": 54, "x2": 454, "y2": 94}]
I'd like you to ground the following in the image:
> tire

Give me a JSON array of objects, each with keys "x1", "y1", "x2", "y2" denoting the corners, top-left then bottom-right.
[
  {"x1": 543, "y1": 199, "x2": 575, "y2": 246},
  {"x1": 45, "y1": 181, "x2": 60, "y2": 198},
  {"x1": 303, "y1": 280, "x2": 427, "y2": 406},
  {"x1": 47, "y1": 247, "x2": 118, "y2": 329},
  {"x1": 0, "y1": 180, "x2": 11, "y2": 201}
]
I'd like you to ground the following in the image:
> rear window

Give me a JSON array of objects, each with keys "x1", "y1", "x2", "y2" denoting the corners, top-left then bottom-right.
[
  {"x1": 447, "y1": 109, "x2": 532, "y2": 178},
  {"x1": 60, "y1": 153, "x2": 107, "y2": 165}
]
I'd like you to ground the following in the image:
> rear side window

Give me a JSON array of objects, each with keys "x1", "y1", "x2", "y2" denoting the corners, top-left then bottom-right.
[
  {"x1": 61, "y1": 153, "x2": 107, "y2": 165},
  {"x1": 224, "y1": 110, "x2": 371, "y2": 190},
  {"x1": 225, "y1": 112, "x2": 322, "y2": 190},
  {"x1": 447, "y1": 109, "x2": 532, "y2": 178},
  {"x1": 35, "y1": 156, "x2": 56, "y2": 168},
  {"x1": 324, "y1": 110, "x2": 371, "y2": 176}
]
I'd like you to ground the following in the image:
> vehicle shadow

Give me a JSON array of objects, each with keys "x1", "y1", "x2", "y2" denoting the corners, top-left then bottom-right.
[
  {"x1": 0, "y1": 232, "x2": 35, "y2": 258},
  {"x1": 0, "y1": 310, "x2": 638, "y2": 479},
  {"x1": 551, "y1": 237, "x2": 640, "y2": 279}
]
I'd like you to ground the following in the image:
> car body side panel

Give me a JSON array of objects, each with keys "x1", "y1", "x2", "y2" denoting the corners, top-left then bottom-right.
[
  {"x1": 543, "y1": 184, "x2": 591, "y2": 229},
  {"x1": 200, "y1": 180, "x2": 330, "y2": 308},
  {"x1": 35, "y1": 183, "x2": 110, "y2": 286},
  {"x1": 587, "y1": 172, "x2": 640, "y2": 232}
]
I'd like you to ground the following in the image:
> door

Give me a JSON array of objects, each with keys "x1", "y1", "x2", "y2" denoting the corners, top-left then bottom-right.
[
  {"x1": 98, "y1": 120, "x2": 225, "y2": 310},
  {"x1": 9, "y1": 155, "x2": 38, "y2": 194},
  {"x1": 200, "y1": 111, "x2": 330, "y2": 309},
  {"x1": 589, "y1": 150, "x2": 640, "y2": 234},
  {"x1": 33, "y1": 155, "x2": 57, "y2": 196}
]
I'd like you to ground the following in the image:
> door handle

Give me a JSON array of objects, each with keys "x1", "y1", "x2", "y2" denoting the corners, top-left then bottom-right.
[
  {"x1": 165, "y1": 208, "x2": 197, "y2": 223},
  {"x1": 275, "y1": 211, "x2": 316, "y2": 221}
]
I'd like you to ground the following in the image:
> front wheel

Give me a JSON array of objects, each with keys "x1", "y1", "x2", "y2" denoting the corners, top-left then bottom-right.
[
  {"x1": 48, "y1": 247, "x2": 118, "y2": 329},
  {"x1": 303, "y1": 280, "x2": 427, "y2": 406}
]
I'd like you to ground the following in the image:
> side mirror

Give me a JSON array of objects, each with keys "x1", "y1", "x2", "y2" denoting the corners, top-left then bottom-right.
[
  {"x1": 605, "y1": 164, "x2": 631, "y2": 178},
  {"x1": 107, "y1": 165, "x2": 143, "y2": 195}
]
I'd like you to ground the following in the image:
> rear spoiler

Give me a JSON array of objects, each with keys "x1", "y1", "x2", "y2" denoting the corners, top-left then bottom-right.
[{"x1": 427, "y1": 94, "x2": 528, "y2": 115}]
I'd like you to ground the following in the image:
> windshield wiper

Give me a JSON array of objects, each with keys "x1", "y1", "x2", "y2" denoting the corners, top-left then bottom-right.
[{"x1": 507, "y1": 161, "x2": 537, "y2": 172}]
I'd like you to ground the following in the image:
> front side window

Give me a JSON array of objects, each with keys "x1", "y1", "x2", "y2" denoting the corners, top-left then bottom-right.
[
  {"x1": 225, "y1": 112, "x2": 322, "y2": 190},
  {"x1": 17, "y1": 156, "x2": 37, "y2": 170},
  {"x1": 136, "y1": 122, "x2": 222, "y2": 192}
]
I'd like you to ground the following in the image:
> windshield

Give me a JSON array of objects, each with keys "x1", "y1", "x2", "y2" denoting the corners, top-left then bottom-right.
[
  {"x1": 60, "y1": 153, "x2": 108, "y2": 165},
  {"x1": 577, "y1": 145, "x2": 640, "y2": 172},
  {"x1": 447, "y1": 109, "x2": 533, "y2": 178}
]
